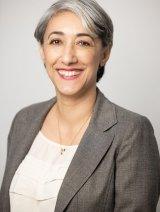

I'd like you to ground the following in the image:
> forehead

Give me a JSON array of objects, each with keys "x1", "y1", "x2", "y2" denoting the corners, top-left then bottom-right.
[{"x1": 45, "y1": 10, "x2": 92, "y2": 37}]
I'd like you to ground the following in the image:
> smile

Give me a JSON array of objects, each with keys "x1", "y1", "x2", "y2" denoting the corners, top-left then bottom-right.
[{"x1": 57, "y1": 69, "x2": 83, "y2": 80}]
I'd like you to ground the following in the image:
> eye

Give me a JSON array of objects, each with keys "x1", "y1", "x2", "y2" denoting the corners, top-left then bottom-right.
[
  {"x1": 49, "y1": 39, "x2": 62, "y2": 45},
  {"x1": 77, "y1": 40, "x2": 91, "y2": 47}
]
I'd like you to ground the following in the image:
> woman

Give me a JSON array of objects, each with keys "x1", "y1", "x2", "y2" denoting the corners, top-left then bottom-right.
[{"x1": 0, "y1": 0, "x2": 160, "y2": 211}]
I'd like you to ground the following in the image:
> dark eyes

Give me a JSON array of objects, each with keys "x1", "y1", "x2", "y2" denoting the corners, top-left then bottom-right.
[
  {"x1": 78, "y1": 40, "x2": 91, "y2": 46},
  {"x1": 49, "y1": 39, "x2": 91, "y2": 47},
  {"x1": 49, "y1": 39, "x2": 61, "y2": 45}
]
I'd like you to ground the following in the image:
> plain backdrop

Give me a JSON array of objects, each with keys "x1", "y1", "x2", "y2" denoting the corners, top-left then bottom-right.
[{"x1": 0, "y1": 0, "x2": 160, "y2": 210}]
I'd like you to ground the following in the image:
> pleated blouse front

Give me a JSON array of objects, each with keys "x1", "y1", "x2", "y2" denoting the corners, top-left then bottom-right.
[{"x1": 9, "y1": 131, "x2": 78, "y2": 212}]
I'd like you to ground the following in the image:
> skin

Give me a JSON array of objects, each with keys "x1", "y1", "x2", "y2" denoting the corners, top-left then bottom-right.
[{"x1": 40, "y1": 11, "x2": 110, "y2": 145}]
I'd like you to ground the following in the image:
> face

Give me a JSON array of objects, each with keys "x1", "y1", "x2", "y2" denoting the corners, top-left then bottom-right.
[{"x1": 40, "y1": 11, "x2": 110, "y2": 97}]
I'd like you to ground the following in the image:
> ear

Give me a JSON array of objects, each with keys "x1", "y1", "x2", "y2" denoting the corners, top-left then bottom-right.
[
  {"x1": 39, "y1": 44, "x2": 45, "y2": 62},
  {"x1": 100, "y1": 46, "x2": 111, "y2": 67}
]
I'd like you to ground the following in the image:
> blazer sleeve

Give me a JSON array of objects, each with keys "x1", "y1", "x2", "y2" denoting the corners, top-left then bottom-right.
[
  {"x1": 0, "y1": 112, "x2": 18, "y2": 212},
  {"x1": 114, "y1": 116, "x2": 160, "y2": 212}
]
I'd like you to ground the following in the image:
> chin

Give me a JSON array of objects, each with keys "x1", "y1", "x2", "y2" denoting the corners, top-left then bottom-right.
[
  {"x1": 59, "y1": 88, "x2": 82, "y2": 97},
  {"x1": 55, "y1": 83, "x2": 88, "y2": 98},
  {"x1": 53, "y1": 75, "x2": 95, "y2": 98}
]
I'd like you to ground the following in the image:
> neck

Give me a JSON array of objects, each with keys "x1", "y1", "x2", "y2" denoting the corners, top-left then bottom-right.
[{"x1": 54, "y1": 87, "x2": 97, "y2": 127}]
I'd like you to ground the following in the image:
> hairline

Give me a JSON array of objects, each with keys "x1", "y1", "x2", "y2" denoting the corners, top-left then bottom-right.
[{"x1": 42, "y1": 10, "x2": 103, "y2": 47}]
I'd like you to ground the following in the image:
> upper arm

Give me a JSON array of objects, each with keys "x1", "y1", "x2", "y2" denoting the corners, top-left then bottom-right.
[
  {"x1": 6, "y1": 112, "x2": 19, "y2": 158},
  {"x1": 114, "y1": 116, "x2": 160, "y2": 212}
]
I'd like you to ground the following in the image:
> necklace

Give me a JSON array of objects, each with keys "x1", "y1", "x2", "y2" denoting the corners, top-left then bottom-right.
[{"x1": 56, "y1": 105, "x2": 93, "y2": 155}]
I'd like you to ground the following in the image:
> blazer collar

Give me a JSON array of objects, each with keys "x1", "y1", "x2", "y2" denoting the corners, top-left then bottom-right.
[{"x1": 89, "y1": 87, "x2": 117, "y2": 132}]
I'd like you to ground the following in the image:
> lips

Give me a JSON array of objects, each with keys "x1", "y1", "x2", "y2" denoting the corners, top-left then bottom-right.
[{"x1": 56, "y1": 68, "x2": 83, "y2": 80}]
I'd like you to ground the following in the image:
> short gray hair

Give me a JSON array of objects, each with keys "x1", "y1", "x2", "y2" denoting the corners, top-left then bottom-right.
[{"x1": 34, "y1": 0, "x2": 114, "y2": 82}]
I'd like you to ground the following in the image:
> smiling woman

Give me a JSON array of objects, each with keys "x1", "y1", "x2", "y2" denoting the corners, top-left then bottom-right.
[
  {"x1": 39, "y1": 10, "x2": 110, "y2": 97},
  {"x1": 0, "y1": 0, "x2": 160, "y2": 212}
]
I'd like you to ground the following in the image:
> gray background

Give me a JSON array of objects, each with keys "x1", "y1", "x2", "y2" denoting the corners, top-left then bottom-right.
[{"x1": 0, "y1": 0, "x2": 160, "y2": 210}]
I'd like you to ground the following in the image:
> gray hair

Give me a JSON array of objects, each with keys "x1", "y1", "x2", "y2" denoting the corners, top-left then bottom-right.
[{"x1": 34, "y1": 0, "x2": 114, "y2": 82}]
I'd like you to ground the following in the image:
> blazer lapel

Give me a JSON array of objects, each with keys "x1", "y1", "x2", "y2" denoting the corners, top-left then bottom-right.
[{"x1": 54, "y1": 87, "x2": 117, "y2": 212}]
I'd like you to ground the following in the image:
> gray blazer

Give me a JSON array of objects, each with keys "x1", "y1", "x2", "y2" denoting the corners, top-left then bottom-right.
[{"x1": 0, "y1": 87, "x2": 160, "y2": 212}]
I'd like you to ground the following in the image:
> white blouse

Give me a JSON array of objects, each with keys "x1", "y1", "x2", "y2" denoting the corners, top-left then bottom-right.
[{"x1": 9, "y1": 131, "x2": 78, "y2": 212}]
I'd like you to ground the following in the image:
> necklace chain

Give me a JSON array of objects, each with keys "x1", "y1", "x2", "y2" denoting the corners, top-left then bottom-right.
[{"x1": 56, "y1": 105, "x2": 93, "y2": 155}]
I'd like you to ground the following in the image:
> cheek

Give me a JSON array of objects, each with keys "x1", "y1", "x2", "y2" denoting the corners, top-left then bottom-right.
[
  {"x1": 43, "y1": 50, "x2": 58, "y2": 78},
  {"x1": 43, "y1": 48, "x2": 59, "y2": 64},
  {"x1": 78, "y1": 51, "x2": 100, "y2": 68}
]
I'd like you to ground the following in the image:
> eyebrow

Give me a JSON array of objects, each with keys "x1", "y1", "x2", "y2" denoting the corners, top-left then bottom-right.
[{"x1": 48, "y1": 31, "x2": 95, "y2": 40}]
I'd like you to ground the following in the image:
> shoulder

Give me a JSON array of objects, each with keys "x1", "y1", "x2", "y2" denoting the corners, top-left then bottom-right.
[
  {"x1": 101, "y1": 96, "x2": 159, "y2": 160},
  {"x1": 6, "y1": 97, "x2": 56, "y2": 150},
  {"x1": 114, "y1": 102, "x2": 152, "y2": 128},
  {"x1": 102, "y1": 93, "x2": 155, "y2": 138},
  {"x1": 98, "y1": 88, "x2": 153, "y2": 131},
  {"x1": 107, "y1": 100, "x2": 155, "y2": 148},
  {"x1": 11, "y1": 97, "x2": 56, "y2": 126}
]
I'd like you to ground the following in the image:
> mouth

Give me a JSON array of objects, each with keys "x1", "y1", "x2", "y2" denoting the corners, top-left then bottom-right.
[{"x1": 56, "y1": 68, "x2": 84, "y2": 81}]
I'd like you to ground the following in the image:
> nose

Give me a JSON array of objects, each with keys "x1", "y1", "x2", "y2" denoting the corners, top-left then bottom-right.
[{"x1": 61, "y1": 44, "x2": 78, "y2": 65}]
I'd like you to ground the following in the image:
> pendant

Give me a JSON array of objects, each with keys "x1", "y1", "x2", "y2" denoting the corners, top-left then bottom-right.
[{"x1": 61, "y1": 148, "x2": 66, "y2": 155}]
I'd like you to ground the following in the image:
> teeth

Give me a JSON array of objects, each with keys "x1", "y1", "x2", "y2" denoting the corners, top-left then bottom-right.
[{"x1": 58, "y1": 70, "x2": 81, "y2": 77}]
